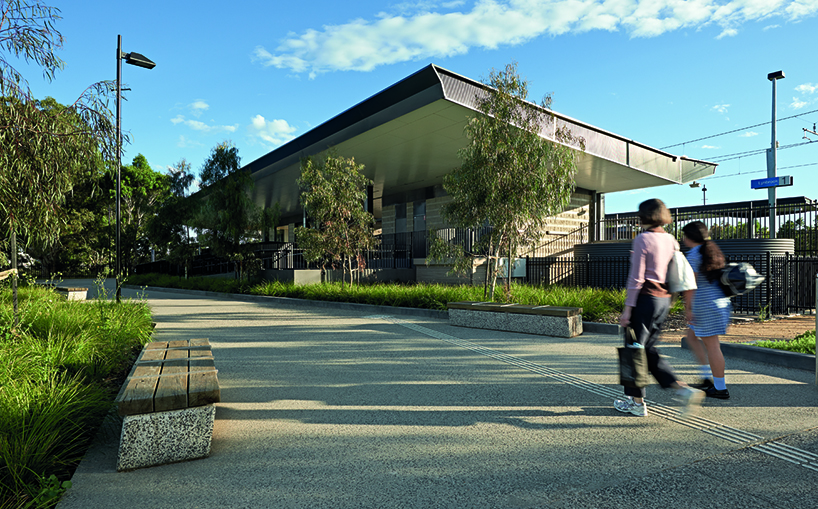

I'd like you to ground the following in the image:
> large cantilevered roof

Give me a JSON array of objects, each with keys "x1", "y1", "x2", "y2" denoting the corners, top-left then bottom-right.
[{"x1": 244, "y1": 64, "x2": 716, "y2": 216}]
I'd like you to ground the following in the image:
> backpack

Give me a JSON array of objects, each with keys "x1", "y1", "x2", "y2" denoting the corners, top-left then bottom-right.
[{"x1": 715, "y1": 262, "x2": 765, "y2": 297}]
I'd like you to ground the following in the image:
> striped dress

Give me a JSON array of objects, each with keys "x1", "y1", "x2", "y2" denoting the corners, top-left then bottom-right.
[{"x1": 687, "y1": 244, "x2": 731, "y2": 337}]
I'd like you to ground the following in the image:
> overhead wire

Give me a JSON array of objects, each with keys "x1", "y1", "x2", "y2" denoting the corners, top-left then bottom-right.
[{"x1": 660, "y1": 108, "x2": 818, "y2": 150}]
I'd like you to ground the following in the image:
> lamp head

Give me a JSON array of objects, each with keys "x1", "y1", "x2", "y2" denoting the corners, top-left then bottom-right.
[
  {"x1": 689, "y1": 181, "x2": 701, "y2": 188},
  {"x1": 767, "y1": 70, "x2": 785, "y2": 81},
  {"x1": 125, "y1": 52, "x2": 156, "y2": 69}
]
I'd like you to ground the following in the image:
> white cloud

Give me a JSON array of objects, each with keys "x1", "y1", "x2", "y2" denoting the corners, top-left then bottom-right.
[
  {"x1": 248, "y1": 114, "x2": 297, "y2": 147},
  {"x1": 787, "y1": 0, "x2": 818, "y2": 18},
  {"x1": 739, "y1": 131, "x2": 759, "y2": 137},
  {"x1": 176, "y1": 135, "x2": 201, "y2": 148},
  {"x1": 254, "y1": 0, "x2": 818, "y2": 77},
  {"x1": 189, "y1": 100, "x2": 210, "y2": 117},
  {"x1": 716, "y1": 27, "x2": 738, "y2": 39},
  {"x1": 701, "y1": 144, "x2": 720, "y2": 149},
  {"x1": 171, "y1": 115, "x2": 238, "y2": 133},
  {"x1": 796, "y1": 83, "x2": 818, "y2": 94},
  {"x1": 791, "y1": 97, "x2": 809, "y2": 109},
  {"x1": 711, "y1": 103, "x2": 730, "y2": 114},
  {"x1": 763, "y1": 23, "x2": 781, "y2": 30}
]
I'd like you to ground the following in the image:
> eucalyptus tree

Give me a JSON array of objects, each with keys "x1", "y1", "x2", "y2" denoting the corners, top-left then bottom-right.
[
  {"x1": 195, "y1": 141, "x2": 261, "y2": 279},
  {"x1": 117, "y1": 154, "x2": 170, "y2": 274},
  {"x1": 0, "y1": 1, "x2": 118, "y2": 323},
  {"x1": 295, "y1": 153, "x2": 377, "y2": 288},
  {"x1": 147, "y1": 158, "x2": 198, "y2": 276},
  {"x1": 430, "y1": 62, "x2": 584, "y2": 300}
]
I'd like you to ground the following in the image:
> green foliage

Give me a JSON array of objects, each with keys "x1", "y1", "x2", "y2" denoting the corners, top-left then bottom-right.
[
  {"x1": 294, "y1": 153, "x2": 378, "y2": 288},
  {"x1": 778, "y1": 217, "x2": 818, "y2": 254},
  {"x1": 129, "y1": 272, "x2": 249, "y2": 294},
  {"x1": 0, "y1": 2, "x2": 118, "y2": 324},
  {"x1": 0, "y1": 283, "x2": 153, "y2": 507},
  {"x1": 30, "y1": 474, "x2": 71, "y2": 509},
  {"x1": 195, "y1": 142, "x2": 260, "y2": 275},
  {"x1": 755, "y1": 330, "x2": 816, "y2": 355},
  {"x1": 129, "y1": 273, "x2": 630, "y2": 322},
  {"x1": 147, "y1": 158, "x2": 198, "y2": 272},
  {"x1": 116, "y1": 154, "x2": 171, "y2": 274},
  {"x1": 199, "y1": 141, "x2": 240, "y2": 187},
  {"x1": 431, "y1": 62, "x2": 584, "y2": 300}
]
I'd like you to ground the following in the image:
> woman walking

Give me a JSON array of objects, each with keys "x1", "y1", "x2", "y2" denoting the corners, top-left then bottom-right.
[
  {"x1": 614, "y1": 199, "x2": 703, "y2": 417},
  {"x1": 682, "y1": 221, "x2": 731, "y2": 399}
]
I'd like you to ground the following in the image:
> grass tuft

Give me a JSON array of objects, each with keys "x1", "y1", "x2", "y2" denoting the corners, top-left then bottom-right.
[
  {"x1": 129, "y1": 273, "x2": 649, "y2": 322},
  {"x1": 1, "y1": 281, "x2": 154, "y2": 508}
]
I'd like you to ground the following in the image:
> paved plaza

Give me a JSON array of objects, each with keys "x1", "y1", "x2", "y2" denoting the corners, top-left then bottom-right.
[{"x1": 58, "y1": 282, "x2": 818, "y2": 508}]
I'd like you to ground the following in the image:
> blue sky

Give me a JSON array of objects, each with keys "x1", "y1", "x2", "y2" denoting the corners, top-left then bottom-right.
[{"x1": 16, "y1": 0, "x2": 818, "y2": 213}]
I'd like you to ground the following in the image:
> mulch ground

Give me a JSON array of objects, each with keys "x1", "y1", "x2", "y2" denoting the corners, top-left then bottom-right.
[{"x1": 658, "y1": 313, "x2": 816, "y2": 344}]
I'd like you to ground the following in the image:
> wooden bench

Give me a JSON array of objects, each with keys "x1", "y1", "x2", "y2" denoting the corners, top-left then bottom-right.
[
  {"x1": 447, "y1": 301, "x2": 583, "y2": 338},
  {"x1": 56, "y1": 286, "x2": 88, "y2": 300},
  {"x1": 114, "y1": 338, "x2": 220, "y2": 471}
]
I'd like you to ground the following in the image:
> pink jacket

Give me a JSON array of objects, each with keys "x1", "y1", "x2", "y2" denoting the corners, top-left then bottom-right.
[{"x1": 625, "y1": 230, "x2": 679, "y2": 307}]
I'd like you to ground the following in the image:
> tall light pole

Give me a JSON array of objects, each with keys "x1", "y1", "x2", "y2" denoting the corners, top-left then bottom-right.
[
  {"x1": 702, "y1": 185, "x2": 707, "y2": 206},
  {"x1": 116, "y1": 35, "x2": 155, "y2": 302},
  {"x1": 767, "y1": 70, "x2": 784, "y2": 239}
]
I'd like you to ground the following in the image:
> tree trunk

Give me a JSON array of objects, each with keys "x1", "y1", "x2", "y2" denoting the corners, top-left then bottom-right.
[
  {"x1": 505, "y1": 240, "x2": 514, "y2": 300},
  {"x1": 11, "y1": 226, "x2": 19, "y2": 328},
  {"x1": 341, "y1": 255, "x2": 347, "y2": 290},
  {"x1": 488, "y1": 241, "x2": 501, "y2": 301},
  {"x1": 482, "y1": 259, "x2": 488, "y2": 299}
]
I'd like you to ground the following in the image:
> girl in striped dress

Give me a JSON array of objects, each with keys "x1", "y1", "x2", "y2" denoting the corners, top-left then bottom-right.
[{"x1": 682, "y1": 221, "x2": 731, "y2": 399}]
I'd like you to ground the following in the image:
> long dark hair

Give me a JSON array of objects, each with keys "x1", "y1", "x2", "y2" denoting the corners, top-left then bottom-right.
[{"x1": 682, "y1": 221, "x2": 725, "y2": 281}]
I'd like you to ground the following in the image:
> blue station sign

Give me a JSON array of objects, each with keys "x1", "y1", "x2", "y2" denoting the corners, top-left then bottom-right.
[{"x1": 751, "y1": 175, "x2": 794, "y2": 189}]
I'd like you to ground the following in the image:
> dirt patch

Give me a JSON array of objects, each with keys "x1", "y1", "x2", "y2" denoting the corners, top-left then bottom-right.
[{"x1": 659, "y1": 314, "x2": 816, "y2": 344}]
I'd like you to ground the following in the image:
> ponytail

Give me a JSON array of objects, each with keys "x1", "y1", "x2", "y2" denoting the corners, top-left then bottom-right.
[{"x1": 682, "y1": 221, "x2": 725, "y2": 281}]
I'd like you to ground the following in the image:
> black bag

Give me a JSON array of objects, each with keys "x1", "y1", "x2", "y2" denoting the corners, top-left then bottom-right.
[
  {"x1": 714, "y1": 262, "x2": 765, "y2": 297},
  {"x1": 617, "y1": 327, "x2": 649, "y2": 388}
]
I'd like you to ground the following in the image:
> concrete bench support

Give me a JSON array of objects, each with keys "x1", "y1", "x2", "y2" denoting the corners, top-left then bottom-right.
[
  {"x1": 448, "y1": 302, "x2": 583, "y2": 338},
  {"x1": 55, "y1": 286, "x2": 87, "y2": 300},
  {"x1": 114, "y1": 338, "x2": 220, "y2": 471}
]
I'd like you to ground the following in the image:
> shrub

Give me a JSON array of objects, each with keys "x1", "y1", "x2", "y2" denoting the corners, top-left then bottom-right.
[{"x1": 756, "y1": 330, "x2": 816, "y2": 355}]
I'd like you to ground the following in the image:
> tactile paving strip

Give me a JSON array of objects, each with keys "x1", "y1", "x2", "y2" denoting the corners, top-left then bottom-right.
[{"x1": 367, "y1": 315, "x2": 818, "y2": 472}]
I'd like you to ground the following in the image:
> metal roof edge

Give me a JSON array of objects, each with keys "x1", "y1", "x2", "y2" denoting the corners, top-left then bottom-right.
[{"x1": 244, "y1": 64, "x2": 446, "y2": 176}]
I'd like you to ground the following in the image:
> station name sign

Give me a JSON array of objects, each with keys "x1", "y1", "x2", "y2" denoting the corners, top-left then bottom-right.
[{"x1": 751, "y1": 175, "x2": 793, "y2": 189}]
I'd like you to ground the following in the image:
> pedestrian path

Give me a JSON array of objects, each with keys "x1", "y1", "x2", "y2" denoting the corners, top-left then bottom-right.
[{"x1": 58, "y1": 284, "x2": 818, "y2": 508}]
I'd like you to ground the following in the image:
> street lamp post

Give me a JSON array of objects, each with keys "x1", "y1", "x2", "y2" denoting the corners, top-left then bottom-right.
[
  {"x1": 767, "y1": 70, "x2": 785, "y2": 239},
  {"x1": 116, "y1": 35, "x2": 155, "y2": 302},
  {"x1": 702, "y1": 185, "x2": 707, "y2": 206}
]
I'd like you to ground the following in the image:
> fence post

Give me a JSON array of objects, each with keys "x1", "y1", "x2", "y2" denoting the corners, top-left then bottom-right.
[{"x1": 766, "y1": 251, "x2": 772, "y2": 315}]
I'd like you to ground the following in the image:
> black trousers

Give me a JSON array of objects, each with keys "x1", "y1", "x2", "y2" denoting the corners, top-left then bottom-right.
[{"x1": 623, "y1": 293, "x2": 678, "y2": 398}]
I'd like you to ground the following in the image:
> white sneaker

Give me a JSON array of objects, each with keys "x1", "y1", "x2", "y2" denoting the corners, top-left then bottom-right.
[
  {"x1": 674, "y1": 387, "x2": 704, "y2": 417},
  {"x1": 614, "y1": 397, "x2": 648, "y2": 417}
]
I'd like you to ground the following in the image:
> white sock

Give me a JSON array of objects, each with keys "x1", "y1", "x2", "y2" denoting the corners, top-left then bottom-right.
[
  {"x1": 713, "y1": 377, "x2": 727, "y2": 391},
  {"x1": 700, "y1": 365, "x2": 712, "y2": 379}
]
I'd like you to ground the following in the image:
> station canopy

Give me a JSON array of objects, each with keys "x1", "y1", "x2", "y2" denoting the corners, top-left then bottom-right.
[{"x1": 244, "y1": 64, "x2": 717, "y2": 217}]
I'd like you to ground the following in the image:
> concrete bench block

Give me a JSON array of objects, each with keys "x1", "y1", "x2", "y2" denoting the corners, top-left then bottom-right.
[
  {"x1": 448, "y1": 302, "x2": 583, "y2": 338},
  {"x1": 56, "y1": 287, "x2": 88, "y2": 301},
  {"x1": 116, "y1": 404, "x2": 216, "y2": 471}
]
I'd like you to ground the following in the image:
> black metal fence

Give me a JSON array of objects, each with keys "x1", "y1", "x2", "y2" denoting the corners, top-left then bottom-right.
[
  {"x1": 603, "y1": 197, "x2": 818, "y2": 255},
  {"x1": 526, "y1": 252, "x2": 818, "y2": 315}
]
